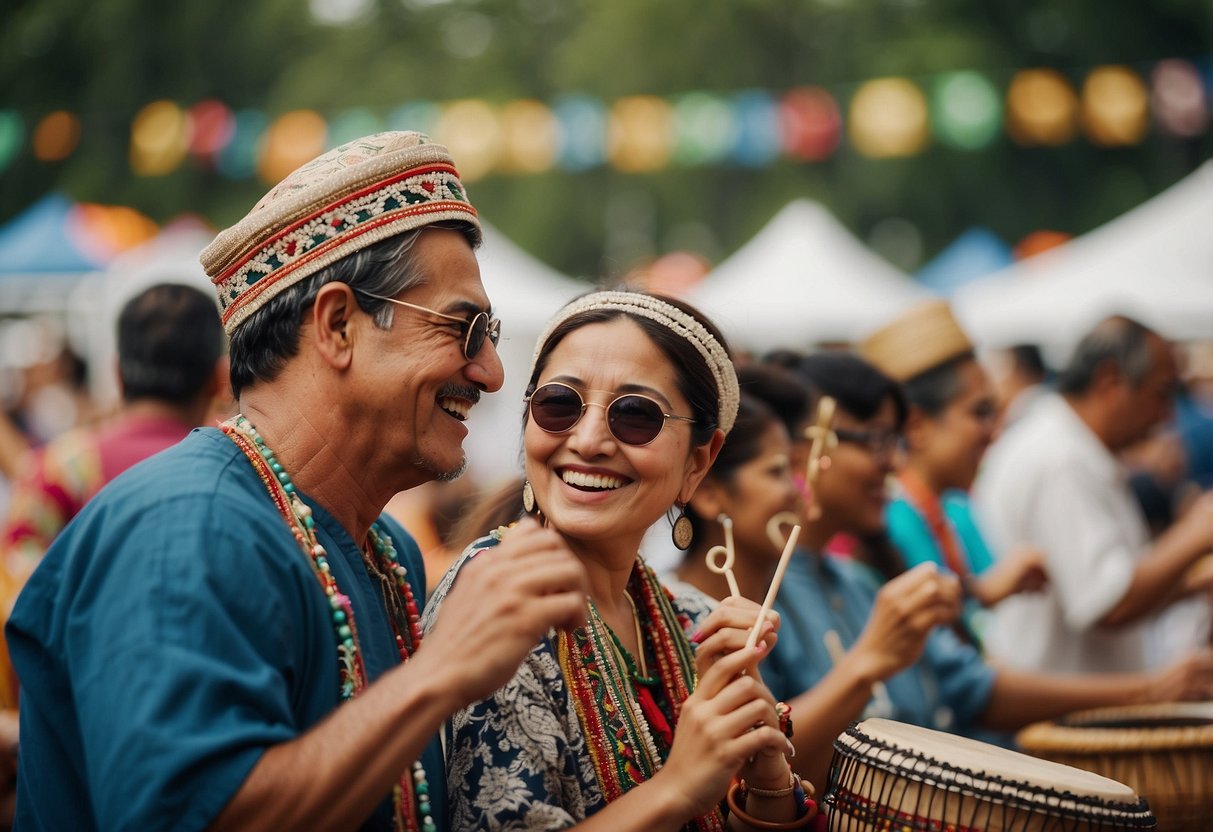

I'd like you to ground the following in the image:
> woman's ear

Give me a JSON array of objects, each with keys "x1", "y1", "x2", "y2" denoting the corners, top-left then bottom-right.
[
  {"x1": 680, "y1": 429, "x2": 725, "y2": 504},
  {"x1": 902, "y1": 405, "x2": 932, "y2": 454}
]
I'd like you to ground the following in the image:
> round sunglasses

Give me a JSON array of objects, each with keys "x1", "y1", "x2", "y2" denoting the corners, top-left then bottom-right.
[
  {"x1": 356, "y1": 290, "x2": 501, "y2": 360},
  {"x1": 526, "y1": 382, "x2": 696, "y2": 446}
]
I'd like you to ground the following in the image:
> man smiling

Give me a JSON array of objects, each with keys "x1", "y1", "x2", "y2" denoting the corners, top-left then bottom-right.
[{"x1": 7, "y1": 132, "x2": 589, "y2": 832}]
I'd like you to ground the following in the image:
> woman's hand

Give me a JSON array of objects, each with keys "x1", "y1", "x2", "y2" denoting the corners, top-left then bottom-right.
[
  {"x1": 654, "y1": 645, "x2": 791, "y2": 819},
  {"x1": 847, "y1": 563, "x2": 960, "y2": 685},
  {"x1": 691, "y1": 596, "x2": 779, "y2": 680},
  {"x1": 972, "y1": 546, "x2": 1048, "y2": 606}
]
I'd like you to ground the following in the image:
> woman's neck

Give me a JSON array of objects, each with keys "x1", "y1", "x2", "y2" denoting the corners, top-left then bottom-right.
[{"x1": 902, "y1": 458, "x2": 943, "y2": 497}]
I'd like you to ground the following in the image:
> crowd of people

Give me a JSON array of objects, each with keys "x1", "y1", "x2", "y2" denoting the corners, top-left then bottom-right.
[{"x1": 0, "y1": 131, "x2": 1211, "y2": 831}]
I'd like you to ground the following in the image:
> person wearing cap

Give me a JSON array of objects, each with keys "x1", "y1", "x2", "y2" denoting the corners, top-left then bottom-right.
[
  {"x1": 5, "y1": 133, "x2": 590, "y2": 832},
  {"x1": 859, "y1": 300, "x2": 1048, "y2": 647},
  {"x1": 973, "y1": 315, "x2": 1213, "y2": 675},
  {"x1": 751, "y1": 353, "x2": 1213, "y2": 773}
]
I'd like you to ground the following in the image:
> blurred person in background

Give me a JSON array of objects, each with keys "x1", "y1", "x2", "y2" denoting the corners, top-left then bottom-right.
[
  {"x1": 975, "y1": 316, "x2": 1213, "y2": 675},
  {"x1": 1, "y1": 283, "x2": 229, "y2": 594},
  {"x1": 859, "y1": 301, "x2": 1047, "y2": 648},
  {"x1": 676, "y1": 356, "x2": 1213, "y2": 790},
  {"x1": 985, "y1": 343, "x2": 1049, "y2": 429}
]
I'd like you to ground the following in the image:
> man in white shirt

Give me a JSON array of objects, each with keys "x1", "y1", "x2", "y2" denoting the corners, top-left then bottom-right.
[{"x1": 975, "y1": 316, "x2": 1213, "y2": 674}]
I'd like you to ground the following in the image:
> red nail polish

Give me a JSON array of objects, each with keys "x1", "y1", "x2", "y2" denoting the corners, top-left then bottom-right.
[{"x1": 690, "y1": 630, "x2": 704, "y2": 644}]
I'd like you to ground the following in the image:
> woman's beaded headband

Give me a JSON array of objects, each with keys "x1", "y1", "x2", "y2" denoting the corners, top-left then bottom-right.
[{"x1": 531, "y1": 290, "x2": 740, "y2": 435}]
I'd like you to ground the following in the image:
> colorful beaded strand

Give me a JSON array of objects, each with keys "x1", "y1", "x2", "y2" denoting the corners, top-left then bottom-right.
[{"x1": 222, "y1": 415, "x2": 436, "y2": 832}]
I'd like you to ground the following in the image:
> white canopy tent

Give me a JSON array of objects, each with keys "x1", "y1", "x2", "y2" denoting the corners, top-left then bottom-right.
[
  {"x1": 461, "y1": 221, "x2": 587, "y2": 484},
  {"x1": 953, "y1": 161, "x2": 1213, "y2": 361},
  {"x1": 685, "y1": 200, "x2": 927, "y2": 354}
]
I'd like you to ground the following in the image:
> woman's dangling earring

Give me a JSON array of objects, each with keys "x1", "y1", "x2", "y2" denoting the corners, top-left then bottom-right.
[
  {"x1": 522, "y1": 480, "x2": 537, "y2": 514},
  {"x1": 671, "y1": 503, "x2": 693, "y2": 551},
  {"x1": 807, "y1": 456, "x2": 830, "y2": 521}
]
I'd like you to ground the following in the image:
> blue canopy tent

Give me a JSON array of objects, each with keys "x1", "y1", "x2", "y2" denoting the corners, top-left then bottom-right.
[
  {"x1": 0, "y1": 194, "x2": 108, "y2": 315},
  {"x1": 916, "y1": 227, "x2": 1013, "y2": 297}
]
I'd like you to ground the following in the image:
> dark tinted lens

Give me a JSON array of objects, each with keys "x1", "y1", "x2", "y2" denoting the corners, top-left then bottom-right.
[
  {"x1": 608, "y1": 395, "x2": 666, "y2": 445},
  {"x1": 529, "y1": 384, "x2": 585, "y2": 432},
  {"x1": 464, "y1": 314, "x2": 488, "y2": 358}
]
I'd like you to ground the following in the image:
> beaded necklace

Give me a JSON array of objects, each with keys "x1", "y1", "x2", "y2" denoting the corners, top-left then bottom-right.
[
  {"x1": 556, "y1": 560, "x2": 724, "y2": 832},
  {"x1": 221, "y1": 415, "x2": 436, "y2": 832}
]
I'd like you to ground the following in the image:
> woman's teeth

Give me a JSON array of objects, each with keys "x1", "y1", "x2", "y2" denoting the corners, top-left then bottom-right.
[{"x1": 561, "y1": 470, "x2": 624, "y2": 490}]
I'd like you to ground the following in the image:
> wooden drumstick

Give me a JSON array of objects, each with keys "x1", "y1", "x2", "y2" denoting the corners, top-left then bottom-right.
[
  {"x1": 706, "y1": 514, "x2": 741, "y2": 598},
  {"x1": 745, "y1": 523, "x2": 800, "y2": 650}
]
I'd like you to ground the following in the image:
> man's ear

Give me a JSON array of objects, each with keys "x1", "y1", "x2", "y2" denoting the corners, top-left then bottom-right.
[{"x1": 310, "y1": 283, "x2": 357, "y2": 370}]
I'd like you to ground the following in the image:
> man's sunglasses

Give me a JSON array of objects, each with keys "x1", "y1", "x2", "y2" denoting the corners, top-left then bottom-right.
[
  {"x1": 356, "y1": 290, "x2": 501, "y2": 360},
  {"x1": 526, "y1": 382, "x2": 696, "y2": 446}
]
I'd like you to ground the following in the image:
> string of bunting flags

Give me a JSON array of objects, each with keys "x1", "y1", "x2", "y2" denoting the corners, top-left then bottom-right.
[{"x1": 2, "y1": 57, "x2": 1208, "y2": 185}]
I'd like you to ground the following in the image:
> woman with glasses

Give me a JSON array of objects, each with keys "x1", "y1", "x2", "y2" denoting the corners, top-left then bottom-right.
[
  {"x1": 677, "y1": 356, "x2": 1213, "y2": 789},
  {"x1": 859, "y1": 301, "x2": 1046, "y2": 647},
  {"x1": 423, "y1": 290, "x2": 813, "y2": 831}
]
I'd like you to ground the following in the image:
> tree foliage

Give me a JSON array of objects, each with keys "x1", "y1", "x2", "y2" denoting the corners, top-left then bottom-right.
[{"x1": 1, "y1": 0, "x2": 1209, "y2": 278}]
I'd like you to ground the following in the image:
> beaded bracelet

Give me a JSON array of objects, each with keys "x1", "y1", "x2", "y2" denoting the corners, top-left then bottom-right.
[
  {"x1": 776, "y1": 701, "x2": 794, "y2": 739},
  {"x1": 726, "y1": 777, "x2": 818, "y2": 830}
]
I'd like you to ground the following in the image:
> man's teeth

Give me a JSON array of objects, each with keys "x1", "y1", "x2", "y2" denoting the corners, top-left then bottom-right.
[
  {"x1": 440, "y1": 397, "x2": 470, "y2": 420},
  {"x1": 561, "y1": 470, "x2": 625, "y2": 490}
]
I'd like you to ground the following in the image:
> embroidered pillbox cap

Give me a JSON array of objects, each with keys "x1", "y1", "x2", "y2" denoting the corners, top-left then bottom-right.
[
  {"x1": 200, "y1": 131, "x2": 480, "y2": 335},
  {"x1": 859, "y1": 299, "x2": 975, "y2": 381}
]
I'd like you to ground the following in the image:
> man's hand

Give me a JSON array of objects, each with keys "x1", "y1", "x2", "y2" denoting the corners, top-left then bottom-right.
[{"x1": 420, "y1": 517, "x2": 590, "y2": 704}]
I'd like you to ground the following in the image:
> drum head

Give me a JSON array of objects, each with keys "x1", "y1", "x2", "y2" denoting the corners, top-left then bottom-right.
[{"x1": 829, "y1": 718, "x2": 1156, "y2": 830}]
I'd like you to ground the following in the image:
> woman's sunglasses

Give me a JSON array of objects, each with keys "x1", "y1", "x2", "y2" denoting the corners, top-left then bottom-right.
[{"x1": 526, "y1": 382, "x2": 696, "y2": 446}]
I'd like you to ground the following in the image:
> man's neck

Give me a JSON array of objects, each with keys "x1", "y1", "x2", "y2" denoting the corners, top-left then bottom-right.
[
  {"x1": 1063, "y1": 393, "x2": 1115, "y2": 450},
  {"x1": 121, "y1": 398, "x2": 202, "y2": 428},
  {"x1": 237, "y1": 387, "x2": 400, "y2": 546}
]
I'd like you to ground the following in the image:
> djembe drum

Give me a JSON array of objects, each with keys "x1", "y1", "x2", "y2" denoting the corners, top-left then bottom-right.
[
  {"x1": 1017, "y1": 702, "x2": 1213, "y2": 832},
  {"x1": 827, "y1": 718, "x2": 1157, "y2": 831}
]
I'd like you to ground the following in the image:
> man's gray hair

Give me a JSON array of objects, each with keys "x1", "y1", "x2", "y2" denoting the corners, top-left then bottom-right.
[
  {"x1": 1056, "y1": 315, "x2": 1159, "y2": 395},
  {"x1": 228, "y1": 229, "x2": 432, "y2": 398}
]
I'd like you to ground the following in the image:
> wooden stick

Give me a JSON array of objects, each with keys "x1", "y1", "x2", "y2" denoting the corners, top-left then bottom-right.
[{"x1": 745, "y1": 524, "x2": 800, "y2": 650}]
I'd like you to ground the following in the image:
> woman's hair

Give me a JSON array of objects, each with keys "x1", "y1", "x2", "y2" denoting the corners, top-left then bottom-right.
[
  {"x1": 684, "y1": 392, "x2": 780, "y2": 543},
  {"x1": 793, "y1": 352, "x2": 908, "y2": 430},
  {"x1": 901, "y1": 352, "x2": 975, "y2": 417},
  {"x1": 526, "y1": 291, "x2": 731, "y2": 447},
  {"x1": 447, "y1": 477, "x2": 527, "y2": 554},
  {"x1": 743, "y1": 362, "x2": 812, "y2": 438}
]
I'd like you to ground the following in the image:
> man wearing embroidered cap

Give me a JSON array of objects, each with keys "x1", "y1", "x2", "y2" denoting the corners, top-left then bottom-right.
[{"x1": 6, "y1": 132, "x2": 589, "y2": 832}]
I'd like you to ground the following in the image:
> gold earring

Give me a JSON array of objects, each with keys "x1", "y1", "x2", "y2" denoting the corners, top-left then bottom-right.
[
  {"x1": 671, "y1": 503, "x2": 693, "y2": 550},
  {"x1": 522, "y1": 480, "x2": 537, "y2": 514}
]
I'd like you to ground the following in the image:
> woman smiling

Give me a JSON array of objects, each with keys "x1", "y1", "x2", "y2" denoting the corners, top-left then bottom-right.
[{"x1": 424, "y1": 290, "x2": 812, "y2": 831}]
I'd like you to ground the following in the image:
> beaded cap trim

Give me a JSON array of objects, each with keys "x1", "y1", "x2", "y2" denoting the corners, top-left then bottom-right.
[
  {"x1": 200, "y1": 131, "x2": 480, "y2": 335},
  {"x1": 531, "y1": 290, "x2": 740, "y2": 435}
]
